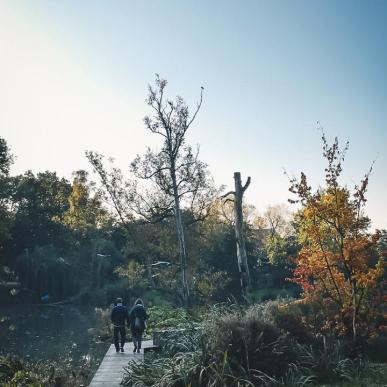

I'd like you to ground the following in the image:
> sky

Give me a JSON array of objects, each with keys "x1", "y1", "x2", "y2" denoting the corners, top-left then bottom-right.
[{"x1": 0, "y1": 0, "x2": 386, "y2": 229}]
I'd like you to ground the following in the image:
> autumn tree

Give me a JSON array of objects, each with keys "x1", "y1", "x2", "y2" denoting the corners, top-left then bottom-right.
[{"x1": 288, "y1": 133, "x2": 385, "y2": 339}]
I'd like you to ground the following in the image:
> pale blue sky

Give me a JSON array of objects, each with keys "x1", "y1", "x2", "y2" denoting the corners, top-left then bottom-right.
[{"x1": 0, "y1": 0, "x2": 386, "y2": 229}]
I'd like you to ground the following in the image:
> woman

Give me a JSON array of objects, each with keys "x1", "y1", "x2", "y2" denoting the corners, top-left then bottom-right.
[{"x1": 129, "y1": 298, "x2": 148, "y2": 353}]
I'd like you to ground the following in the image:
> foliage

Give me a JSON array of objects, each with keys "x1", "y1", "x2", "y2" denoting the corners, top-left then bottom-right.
[
  {"x1": 0, "y1": 138, "x2": 14, "y2": 251},
  {"x1": 16, "y1": 245, "x2": 78, "y2": 301},
  {"x1": 93, "y1": 307, "x2": 113, "y2": 341},
  {"x1": 1, "y1": 128, "x2": 296, "y2": 308},
  {"x1": 115, "y1": 260, "x2": 146, "y2": 290},
  {"x1": 0, "y1": 137, "x2": 14, "y2": 177},
  {"x1": 203, "y1": 302, "x2": 294, "y2": 378},
  {"x1": 288, "y1": 133, "x2": 386, "y2": 339},
  {"x1": 62, "y1": 170, "x2": 110, "y2": 235},
  {"x1": 145, "y1": 306, "x2": 197, "y2": 337},
  {"x1": 0, "y1": 352, "x2": 96, "y2": 386},
  {"x1": 122, "y1": 301, "x2": 385, "y2": 386},
  {"x1": 192, "y1": 269, "x2": 230, "y2": 304}
]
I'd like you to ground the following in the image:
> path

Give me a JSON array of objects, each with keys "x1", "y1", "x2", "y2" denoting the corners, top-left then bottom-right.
[{"x1": 89, "y1": 340, "x2": 153, "y2": 386}]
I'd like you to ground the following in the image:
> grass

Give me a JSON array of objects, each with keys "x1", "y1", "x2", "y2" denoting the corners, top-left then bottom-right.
[{"x1": 121, "y1": 301, "x2": 387, "y2": 387}]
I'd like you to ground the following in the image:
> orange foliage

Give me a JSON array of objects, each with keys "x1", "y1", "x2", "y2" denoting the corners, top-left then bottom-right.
[{"x1": 288, "y1": 133, "x2": 386, "y2": 339}]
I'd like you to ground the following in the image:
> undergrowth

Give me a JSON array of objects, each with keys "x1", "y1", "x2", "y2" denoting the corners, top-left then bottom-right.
[{"x1": 121, "y1": 301, "x2": 387, "y2": 387}]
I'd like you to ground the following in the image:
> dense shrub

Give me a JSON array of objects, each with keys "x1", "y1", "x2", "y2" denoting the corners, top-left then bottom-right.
[{"x1": 203, "y1": 305, "x2": 292, "y2": 378}]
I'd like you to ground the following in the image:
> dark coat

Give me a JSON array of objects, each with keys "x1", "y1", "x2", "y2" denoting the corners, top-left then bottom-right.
[
  {"x1": 111, "y1": 304, "x2": 130, "y2": 327},
  {"x1": 129, "y1": 304, "x2": 148, "y2": 333}
]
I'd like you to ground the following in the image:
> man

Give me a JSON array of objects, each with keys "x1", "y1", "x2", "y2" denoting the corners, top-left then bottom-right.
[{"x1": 110, "y1": 297, "x2": 130, "y2": 353}]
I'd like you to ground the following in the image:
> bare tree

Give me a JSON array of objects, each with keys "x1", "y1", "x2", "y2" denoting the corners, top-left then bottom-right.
[
  {"x1": 222, "y1": 172, "x2": 251, "y2": 297},
  {"x1": 87, "y1": 75, "x2": 218, "y2": 305},
  {"x1": 263, "y1": 204, "x2": 293, "y2": 237},
  {"x1": 131, "y1": 75, "x2": 219, "y2": 305}
]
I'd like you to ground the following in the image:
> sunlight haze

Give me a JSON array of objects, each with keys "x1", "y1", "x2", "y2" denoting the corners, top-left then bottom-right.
[{"x1": 1, "y1": 0, "x2": 386, "y2": 229}]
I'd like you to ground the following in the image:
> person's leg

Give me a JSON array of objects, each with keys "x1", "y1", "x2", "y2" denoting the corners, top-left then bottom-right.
[
  {"x1": 137, "y1": 332, "x2": 142, "y2": 353},
  {"x1": 131, "y1": 330, "x2": 137, "y2": 352},
  {"x1": 113, "y1": 327, "x2": 120, "y2": 352},
  {"x1": 120, "y1": 327, "x2": 126, "y2": 351}
]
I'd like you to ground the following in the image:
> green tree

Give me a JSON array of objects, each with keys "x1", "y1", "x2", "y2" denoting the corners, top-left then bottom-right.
[
  {"x1": 63, "y1": 170, "x2": 110, "y2": 234},
  {"x1": 0, "y1": 137, "x2": 14, "y2": 253},
  {"x1": 6, "y1": 171, "x2": 71, "y2": 258}
]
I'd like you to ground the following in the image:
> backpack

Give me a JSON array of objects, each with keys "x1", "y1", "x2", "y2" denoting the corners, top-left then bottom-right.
[{"x1": 134, "y1": 316, "x2": 142, "y2": 329}]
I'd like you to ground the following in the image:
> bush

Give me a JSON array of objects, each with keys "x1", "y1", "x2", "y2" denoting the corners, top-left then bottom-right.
[
  {"x1": 274, "y1": 303, "x2": 314, "y2": 345},
  {"x1": 203, "y1": 303, "x2": 294, "y2": 378}
]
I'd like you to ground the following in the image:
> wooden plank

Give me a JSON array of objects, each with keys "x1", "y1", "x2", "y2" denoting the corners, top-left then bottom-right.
[{"x1": 89, "y1": 340, "x2": 153, "y2": 386}]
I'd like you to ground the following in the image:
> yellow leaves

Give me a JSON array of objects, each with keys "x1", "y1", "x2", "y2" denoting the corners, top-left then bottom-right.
[
  {"x1": 289, "y1": 137, "x2": 386, "y2": 337},
  {"x1": 292, "y1": 184, "x2": 385, "y2": 337}
]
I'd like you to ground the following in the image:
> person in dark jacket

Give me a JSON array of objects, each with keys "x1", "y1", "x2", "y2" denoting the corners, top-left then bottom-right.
[
  {"x1": 111, "y1": 297, "x2": 130, "y2": 353},
  {"x1": 129, "y1": 298, "x2": 148, "y2": 353}
]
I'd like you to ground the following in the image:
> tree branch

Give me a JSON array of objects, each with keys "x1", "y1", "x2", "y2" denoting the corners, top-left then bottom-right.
[
  {"x1": 242, "y1": 176, "x2": 251, "y2": 193},
  {"x1": 220, "y1": 190, "x2": 235, "y2": 200}
]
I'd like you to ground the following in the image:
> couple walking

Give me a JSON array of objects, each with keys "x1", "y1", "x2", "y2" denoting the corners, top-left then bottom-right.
[{"x1": 110, "y1": 297, "x2": 147, "y2": 353}]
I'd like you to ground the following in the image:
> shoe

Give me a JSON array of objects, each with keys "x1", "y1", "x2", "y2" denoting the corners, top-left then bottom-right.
[
  {"x1": 137, "y1": 349, "x2": 140, "y2": 353},
  {"x1": 115, "y1": 349, "x2": 119, "y2": 353},
  {"x1": 120, "y1": 347, "x2": 124, "y2": 353},
  {"x1": 133, "y1": 346, "x2": 137, "y2": 353}
]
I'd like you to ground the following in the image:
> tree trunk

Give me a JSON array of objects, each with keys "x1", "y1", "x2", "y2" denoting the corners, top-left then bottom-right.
[
  {"x1": 352, "y1": 283, "x2": 357, "y2": 341},
  {"x1": 171, "y1": 167, "x2": 190, "y2": 306},
  {"x1": 233, "y1": 172, "x2": 251, "y2": 297}
]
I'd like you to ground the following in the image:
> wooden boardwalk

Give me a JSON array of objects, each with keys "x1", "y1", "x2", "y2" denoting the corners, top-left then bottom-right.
[{"x1": 89, "y1": 340, "x2": 153, "y2": 386}]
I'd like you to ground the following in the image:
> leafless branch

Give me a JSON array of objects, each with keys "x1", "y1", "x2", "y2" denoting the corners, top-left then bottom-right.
[{"x1": 242, "y1": 176, "x2": 251, "y2": 192}]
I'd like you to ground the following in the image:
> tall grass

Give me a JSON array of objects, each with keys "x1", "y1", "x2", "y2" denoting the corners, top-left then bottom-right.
[{"x1": 121, "y1": 301, "x2": 387, "y2": 387}]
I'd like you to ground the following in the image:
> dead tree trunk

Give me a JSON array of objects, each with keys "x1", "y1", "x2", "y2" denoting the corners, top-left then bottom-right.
[
  {"x1": 222, "y1": 172, "x2": 251, "y2": 297},
  {"x1": 174, "y1": 197, "x2": 189, "y2": 305}
]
